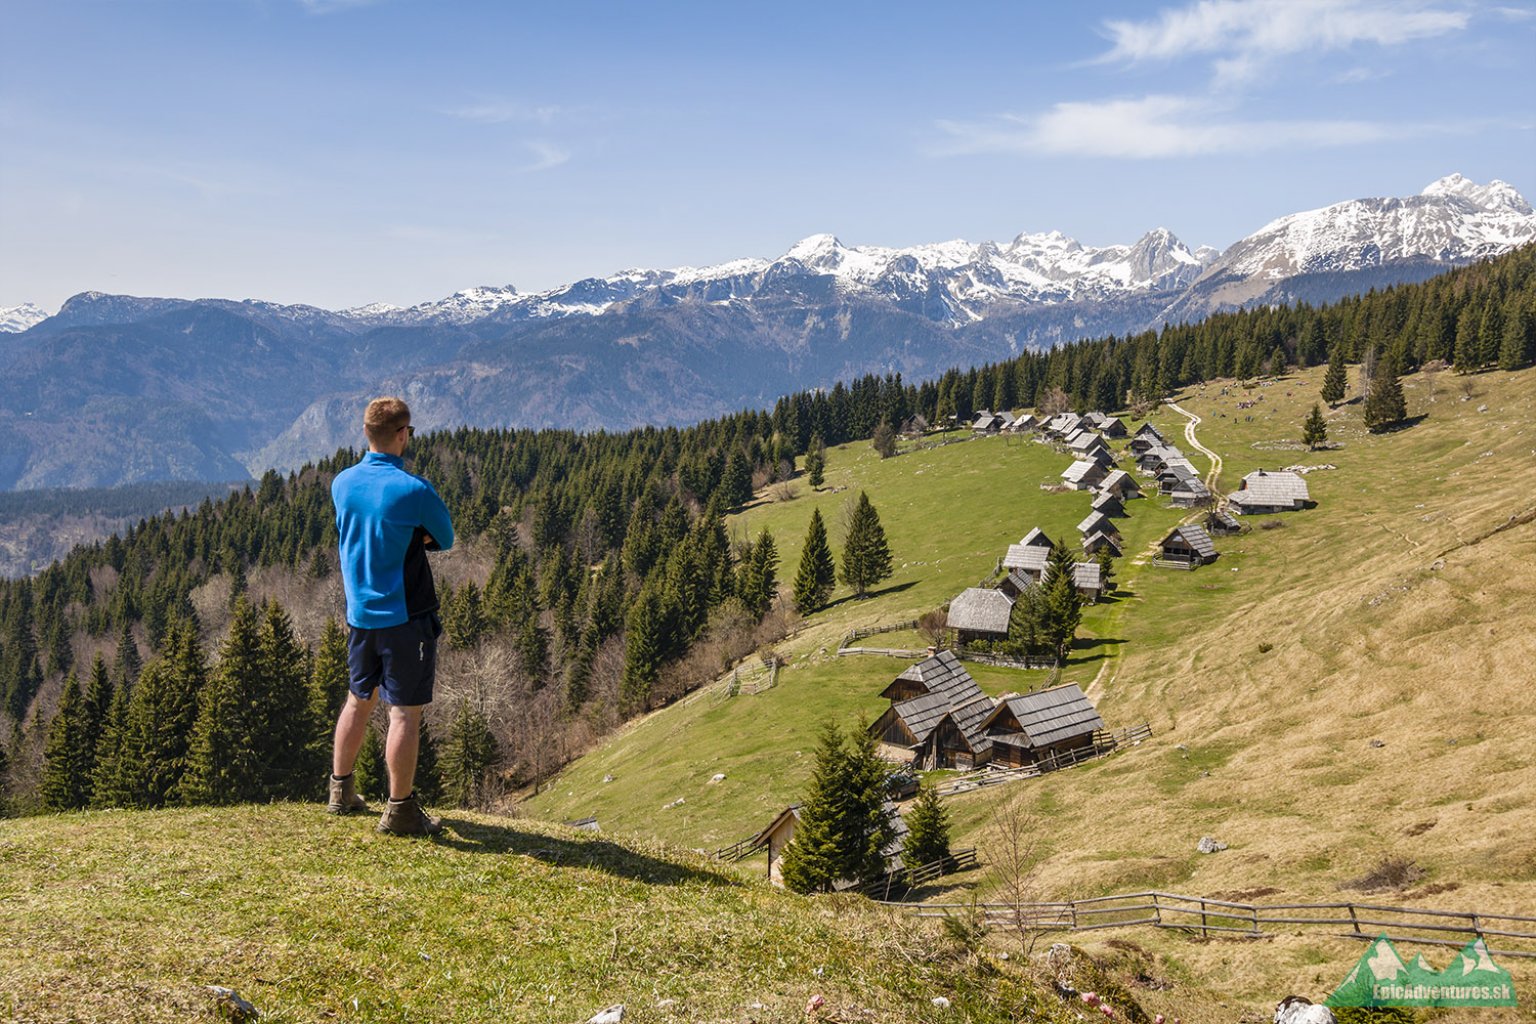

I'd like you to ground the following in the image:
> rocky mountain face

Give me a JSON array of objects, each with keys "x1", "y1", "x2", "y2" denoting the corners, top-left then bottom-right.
[{"x1": 2, "y1": 175, "x2": 1530, "y2": 490}]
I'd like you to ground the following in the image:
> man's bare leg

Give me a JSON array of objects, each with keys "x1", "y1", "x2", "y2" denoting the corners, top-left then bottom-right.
[
  {"x1": 333, "y1": 691, "x2": 379, "y2": 777},
  {"x1": 384, "y1": 703, "x2": 424, "y2": 800}
]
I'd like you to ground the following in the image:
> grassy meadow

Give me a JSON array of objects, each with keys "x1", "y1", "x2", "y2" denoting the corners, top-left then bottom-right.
[
  {"x1": 527, "y1": 363, "x2": 1536, "y2": 1017},
  {"x1": 0, "y1": 804, "x2": 1094, "y2": 1024}
]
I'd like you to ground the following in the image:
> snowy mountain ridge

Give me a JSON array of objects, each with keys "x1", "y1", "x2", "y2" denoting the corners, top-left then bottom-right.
[{"x1": 5, "y1": 174, "x2": 1531, "y2": 334}]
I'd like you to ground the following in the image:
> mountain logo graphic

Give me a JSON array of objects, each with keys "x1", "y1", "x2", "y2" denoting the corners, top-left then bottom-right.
[{"x1": 1327, "y1": 934, "x2": 1517, "y2": 1007}]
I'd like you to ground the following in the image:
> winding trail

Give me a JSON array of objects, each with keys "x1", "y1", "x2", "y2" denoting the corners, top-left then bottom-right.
[
  {"x1": 1164, "y1": 400, "x2": 1223, "y2": 494},
  {"x1": 1090, "y1": 401, "x2": 1224, "y2": 704}
]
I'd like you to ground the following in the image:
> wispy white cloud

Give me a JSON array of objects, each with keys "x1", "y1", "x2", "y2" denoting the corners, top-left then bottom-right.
[
  {"x1": 936, "y1": 94, "x2": 1422, "y2": 159},
  {"x1": 1100, "y1": 0, "x2": 1468, "y2": 85},
  {"x1": 1332, "y1": 65, "x2": 1393, "y2": 83},
  {"x1": 296, "y1": 0, "x2": 383, "y2": 14},
  {"x1": 444, "y1": 99, "x2": 563, "y2": 125},
  {"x1": 518, "y1": 141, "x2": 571, "y2": 173}
]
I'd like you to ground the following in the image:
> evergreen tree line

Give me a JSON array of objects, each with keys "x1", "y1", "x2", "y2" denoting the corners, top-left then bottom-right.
[
  {"x1": 37, "y1": 599, "x2": 495, "y2": 813},
  {"x1": 3, "y1": 245, "x2": 1533, "y2": 807}
]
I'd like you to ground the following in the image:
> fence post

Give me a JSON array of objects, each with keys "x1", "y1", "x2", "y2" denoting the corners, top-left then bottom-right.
[
  {"x1": 1471, "y1": 913, "x2": 1483, "y2": 941},
  {"x1": 1152, "y1": 893, "x2": 1162, "y2": 926},
  {"x1": 1199, "y1": 899, "x2": 1208, "y2": 938},
  {"x1": 1347, "y1": 904, "x2": 1361, "y2": 936},
  {"x1": 1251, "y1": 904, "x2": 1261, "y2": 936}
]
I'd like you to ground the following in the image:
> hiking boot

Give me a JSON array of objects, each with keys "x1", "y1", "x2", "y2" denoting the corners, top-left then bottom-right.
[
  {"x1": 328, "y1": 773, "x2": 367, "y2": 815},
  {"x1": 377, "y1": 794, "x2": 443, "y2": 837}
]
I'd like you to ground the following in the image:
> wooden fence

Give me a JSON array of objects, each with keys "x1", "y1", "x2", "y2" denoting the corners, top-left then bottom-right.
[
  {"x1": 713, "y1": 834, "x2": 768, "y2": 862},
  {"x1": 935, "y1": 723, "x2": 1152, "y2": 797},
  {"x1": 891, "y1": 890, "x2": 1536, "y2": 959},
  {"x1": 860, "y1": 848, "x2": 980, "y2": 900},
  {"x1": 837, "y1": 621, "x2": 925, "y2": 659},
  {"x1": 1150, "y1": 557, "x2": 1195, "y2": 571},
  {"x1": 958, "y1": 650, "x2": 1060, "y2": 671}
]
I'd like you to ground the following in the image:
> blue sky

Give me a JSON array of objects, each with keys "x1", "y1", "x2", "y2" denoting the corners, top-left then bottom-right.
[{"x1": 2, "y1": 0, "x2": 1532, "y2": 310}]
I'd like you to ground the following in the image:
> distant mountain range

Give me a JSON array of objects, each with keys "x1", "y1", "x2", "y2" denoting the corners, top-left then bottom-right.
[{"x1": 0, "y1": 174, "x2": 1530, "y2": 490}]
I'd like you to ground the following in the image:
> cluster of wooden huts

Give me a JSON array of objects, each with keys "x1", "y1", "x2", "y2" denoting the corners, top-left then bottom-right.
[{"x1": 868, "y1": 649, "x2": 1106, "y2": 772}]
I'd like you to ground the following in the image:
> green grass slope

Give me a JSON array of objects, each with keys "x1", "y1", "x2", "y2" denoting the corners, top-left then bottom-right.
[
  {"x1": 1, "y1": 804, "x2": 1083, "y2": 1024},
  {"x1": 527, "y1": 365, "x2": 1536, "y2": 1015}
]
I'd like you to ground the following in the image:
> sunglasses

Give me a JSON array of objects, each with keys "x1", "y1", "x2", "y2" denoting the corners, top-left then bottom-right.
[{"x1": 400, "y1": 424, "x2": 415, "y2": 437}]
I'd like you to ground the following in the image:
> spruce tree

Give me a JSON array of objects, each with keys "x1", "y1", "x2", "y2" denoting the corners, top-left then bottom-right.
[
  {"x1": 40, "y1": 674, "x2": 92, "y2": 810},
  {"x1": 739, "y1": 527, "x2": 778, "y2": 618},
  {"x1": 780, "y1": 722, "x2": 849, "y2": 894},
  {"x1": 256, "y1": 601, "x2": 311, "y2": 799},
  {"x1": 804, "y1": 435, "x2": 826, "y2": 490},
  {"x1": 114, "y1": 622, "x2": 142, "y2": 693},
  {"x1": 1005, "y1": 579, "x2": 1044, "y2": 658},
  {"x1": 79, "y1": 656, "x2": 114, "y2": 787},
  {"x1": 180, "y1": 599, "x2": 262, "y2": 805},
  {"x1": 719, "y1": 449, "x2": 753, "y2": 510},
  {"x1": 354, "y1": 724, "x2": 388, "y2": 801},
  {"x1": 1363, "y1": 355, "x2": 1408, "y2": 433},
  {"x1": 305, "y1": 618, "x2": 350, "y2": 792},
  {"x1": 415, "y1": 717, "x2": 444, "y2": 804},
  {"x1": 838, "y1": 725, "x2": 898, "y2": 886},
  {"x1": 117, "y1": 618, "x2": 207, "y2": 808},
  {"x1": 89, "y1": 680, "x2": 133, "y2": 808},
  {"x1": 839, "y1": 492, "x2": 894, "y2": 599},
  {"x1": 1321, "y1": 347, "x2": 1347, "y2": 407},
  {"x1": 1095, "y1": 548, "x2": 1116, "y2": 594},
  {"x1": 792, "y1": 508, "x2": 837, "y2": 614},
  {"x1": 620, "y1": 586, "x2": 662, "y2": 711},
  {"x1": 1041, "y1": 545, "x2": 1083, "y2": 665},
  {"x1": 440, "y1": 697, "x2": 497, "y2": 808},
  {"x1": 1302, "y1": 403, "x2": 1328, "y2": 449},
  {"x1": 901, "y1": 783, "x2": 952, "y2": 872},
  {"x1": 1498, "y1": 301, "x2": 1534, "y2": 371}
]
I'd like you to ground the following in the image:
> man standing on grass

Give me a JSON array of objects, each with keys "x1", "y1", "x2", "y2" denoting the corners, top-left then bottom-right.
[{"x1": 327, "y1": 397, "x2": 454, "y2": 836}]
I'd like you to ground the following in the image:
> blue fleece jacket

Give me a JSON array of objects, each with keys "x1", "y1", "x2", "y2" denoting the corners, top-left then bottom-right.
[{"x1": 332, "y1": 452, "x2": 455, "y2": 629}]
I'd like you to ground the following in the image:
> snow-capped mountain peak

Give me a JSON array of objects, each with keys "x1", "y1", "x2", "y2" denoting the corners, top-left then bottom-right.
[
  {"x1": 1422, "y1": 173, "x2": 1533, "y2": 216},
  {"x1": 0, "y1": 302, "x2": 51, "y2": 333}
]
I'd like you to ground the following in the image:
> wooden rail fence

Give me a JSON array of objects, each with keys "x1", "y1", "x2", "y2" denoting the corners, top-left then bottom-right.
[
  {"x1": 935, "y1": 723, "x2": 1152, "y2": 796},
  {"x1": 889, "y1": 890, "x2": 1536, "y2": 959},
  {"x1": 713, "y1": 834, "x2": 768, "y2": 862},
  {"x1": 860, "y1": 848, "x2": 980, "y2": 900}
]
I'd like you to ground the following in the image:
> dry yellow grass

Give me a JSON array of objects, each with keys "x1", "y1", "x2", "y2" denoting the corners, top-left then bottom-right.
[{"x1": 942, "y1": 365, "x2": 1536, "y2": 1014}]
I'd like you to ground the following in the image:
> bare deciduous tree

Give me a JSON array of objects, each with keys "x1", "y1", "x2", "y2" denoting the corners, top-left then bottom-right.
[{"x1": 984, "y1": 795, "x2": 1047, "y2": 958}]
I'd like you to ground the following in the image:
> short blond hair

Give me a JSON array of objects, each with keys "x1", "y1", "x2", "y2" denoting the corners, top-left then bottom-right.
[{"x1": 364, "y1": 396, "x2": 411, "y2": 446}]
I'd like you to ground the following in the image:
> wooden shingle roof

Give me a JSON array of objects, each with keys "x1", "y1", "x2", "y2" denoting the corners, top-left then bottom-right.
[
  {"x1": 1019, "y1": 527, "x2": 1053, "y2": 548},
  {"x1": 1231, "y1": 469, "x2": 1311, "y2": 508},
  {"x1": 1134, "y1": 422, "x2": 1165, "y2": 441},
  {"x1": 883, "y1": 649, "x2": 985, "y2": 705},
  {"x1": 1090, "y1": 492, "x2": 1125, "y2": 516},
  {"x1": 947, "y1": 587, "x2": 1014, "y2": 636},
  {"x1": 986, "y1": 684, "x2": 1105, "y2": 749},
  {"x1": 1098, "y1": 469, "x2": 1137, "y2": 496},
  {"x1": 1004, "y1": 544, "x2": 1051, "y2": 573},
  {"x1": 1076, "y1": 510, "x2": 1117, "y2": 537},
  {"x1": 1061, "y1": 460, "x2": 1106, "y2": 485},
  {"x1": 1072, "y1": 562, "x2": 1103, "y2": 590},
  {"x1": 1082, "y1": 531, "x2": 1123, "y2": 556},
  {"x1": 1165, "y1": 524, "x2": 1217, "y2": 559}
]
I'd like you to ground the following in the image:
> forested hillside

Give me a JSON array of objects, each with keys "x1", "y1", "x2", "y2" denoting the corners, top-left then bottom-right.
[{"x1": 2, "y1": 246, "x2": 1531, "y2": 816}]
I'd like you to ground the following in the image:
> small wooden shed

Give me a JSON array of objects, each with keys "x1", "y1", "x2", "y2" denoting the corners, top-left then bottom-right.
[
  {"x1": 1228, "y1": 469, "x2": 1312, "y2": 514},
  {"x1": 947, "y1": 587, "x2": 1015, "y2": 644},
  {"x1": 981, "y1": 684, "x2": 1106, "y2": 768},
  {"x1": 1081, "y1": 530, "x2": 1123, "y2": 557},
  {"x1": 1061, "y1": 460, "x2": 1109, "y2": 490},
  {"x1": 1158, "y1": 524, "x2": 1218, "y2": 567},
  {"x1": 1090, "y1": 491, "x2": 1126, "y2": 518},
  {"x1": 1097, "y1": 469, "x2": 1141, "y2": 500}
]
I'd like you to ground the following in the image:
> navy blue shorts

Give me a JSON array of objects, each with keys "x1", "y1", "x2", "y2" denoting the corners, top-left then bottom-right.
[{"x1": 347, "y1": 613, "x2": 441, "y2": 707}]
